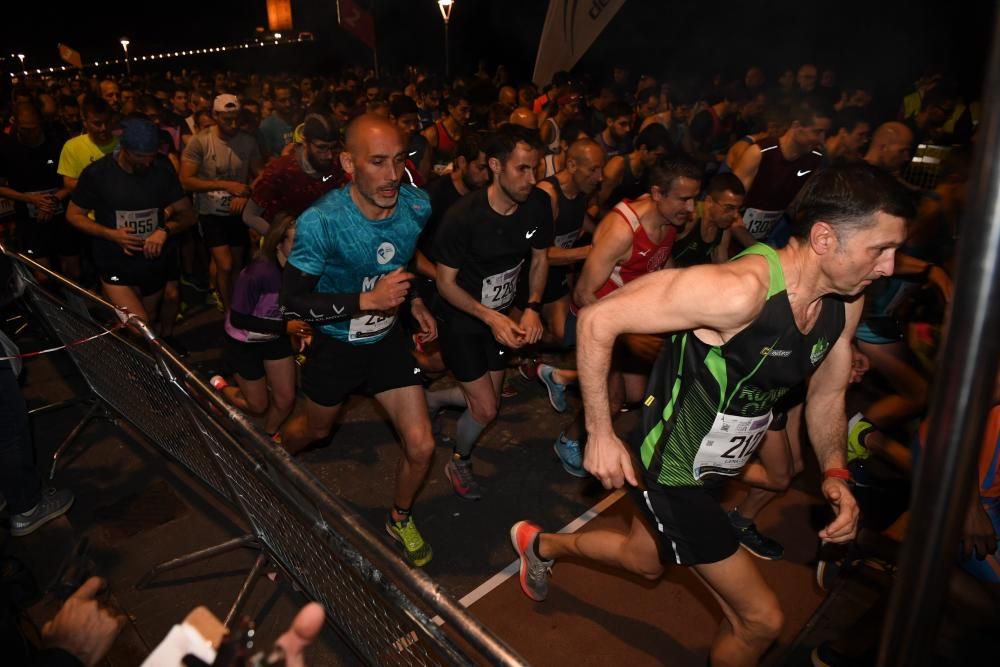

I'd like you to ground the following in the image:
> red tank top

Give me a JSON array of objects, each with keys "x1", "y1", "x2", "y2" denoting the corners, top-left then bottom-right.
[
  {"x1": 591, "y1": 197, "x2": 676, "y2": 302},
  {"x1": 434, "y1": 119, "x2": 458, "y2": 157}
]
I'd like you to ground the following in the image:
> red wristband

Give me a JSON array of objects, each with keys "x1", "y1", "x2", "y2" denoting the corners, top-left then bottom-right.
[{"x1": 824, "y1": 467, "x2": 852, "y2": 481}]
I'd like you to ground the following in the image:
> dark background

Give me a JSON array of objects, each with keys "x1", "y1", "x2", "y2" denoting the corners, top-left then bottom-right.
[{"x1": 2, "y1": 1, "x2": 994, "y2": 103}]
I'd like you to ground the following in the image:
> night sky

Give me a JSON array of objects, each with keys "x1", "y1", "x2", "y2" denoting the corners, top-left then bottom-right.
[{"x1": 2, "y1": 0, "x2": 994, "y2": 106}]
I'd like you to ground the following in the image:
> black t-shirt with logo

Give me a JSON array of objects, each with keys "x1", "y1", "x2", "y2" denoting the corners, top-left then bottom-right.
[
  {"x1": 70, "y1": 153, "x2": 184, "y2": 268},
  {"x1": 433, "y1": 187, "x2": 553, "y2": 331},
  {"x1": 0, "y1": 134, "x2": 65, "y2": 220}
]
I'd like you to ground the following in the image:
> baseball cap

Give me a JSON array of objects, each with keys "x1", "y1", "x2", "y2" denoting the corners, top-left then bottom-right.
[
  {"x1": 302, "y1": 113, "x2": 337, "y2": 142},
  {"x1": 213, "y1": 94, "x2": 239, "y2": 113},
  {"x1": 119, "y1": 117, "x2": 159, "y2": 153}
]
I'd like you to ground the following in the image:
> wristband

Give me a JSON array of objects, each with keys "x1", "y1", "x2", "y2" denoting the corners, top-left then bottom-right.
[
  {"x1": 824, "y1": 467, "x2": 852, "y2": 482},
  {"x1": 525, "y1": 301, "x2": 542, "y2": 312}
]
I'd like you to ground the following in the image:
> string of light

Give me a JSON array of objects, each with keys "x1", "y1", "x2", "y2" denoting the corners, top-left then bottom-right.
[{"x1": 6, "y1": 33, "x2": 313, "y2": 78}]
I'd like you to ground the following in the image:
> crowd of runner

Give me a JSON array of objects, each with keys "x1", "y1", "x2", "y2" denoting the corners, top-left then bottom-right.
[{"x1": 1, "y1": 59, "x2": 996, "y2": 666}]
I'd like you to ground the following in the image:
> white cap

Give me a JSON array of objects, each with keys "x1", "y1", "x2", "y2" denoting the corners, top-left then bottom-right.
[{"x1": 213, "y1": 94, "x2": 239, "y2": 112}]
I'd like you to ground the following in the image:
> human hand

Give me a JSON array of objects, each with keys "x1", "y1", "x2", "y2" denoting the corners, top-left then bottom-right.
[
  {"x1": 361, "y1": 268, "x2": 414, "y2": 311},
  {"x1": 583, "y1": 431, "x2": 637, "y2": 489},
  {"x1": 487, "y1": 312, "x2": 526, "y2": 348},
  {"x1": 105, "y1": 227, "x2": 145, "y2": 256},
  {"x1": 411, "y1": 299, "x2": 438, "y2": 343},
  {"x1": 518, "y1": 309, "x2": 544, "y2": 345},
  {"x1": 274, "y1": 602, "x2": 325, "y2": 667},
  {"x1": 961, "y1": 500, "x2": 997, "y2": 560},
  {"x1": 819, "y1": 477, "x2": 860, "y2": 543},
  {"x1": 42, "y1": 577, "x2": 125, "y2": 667},
  {"x1": 224, "y1": 181, "x2": 251, "y2": 197},
  {"x1": 144, "y1": 228, "x2": 168, "y2": 259}
]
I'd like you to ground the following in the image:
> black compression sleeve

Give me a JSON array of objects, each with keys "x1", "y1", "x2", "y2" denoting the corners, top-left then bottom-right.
[
  {"x1": 229, "y1": 310, "x2": 287, "y2": 335},
  {"x1": 280, "y1": 265, "x2": 362, "y2": 322}
]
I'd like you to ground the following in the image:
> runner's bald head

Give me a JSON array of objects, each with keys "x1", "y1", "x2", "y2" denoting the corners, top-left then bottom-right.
[
  {"x1": 344, "y1": 113, "x2": 403, "y2": 154},
  {"x1": 509, "y1": 106, "x2": 538, "y2": 130},
  {"x1": 567, "y1": 138, "x2": 602, "y2": 167}
]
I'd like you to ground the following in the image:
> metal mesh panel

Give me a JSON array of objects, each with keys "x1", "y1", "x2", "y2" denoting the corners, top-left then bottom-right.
[
  {"x1": 902, "y1": 144, "x2": 951, "y2": 190},
  {"x1": 23, "y1": 287, "x2": 232, "y2": 499},
  {"x1": 180, "y1": 403, "x2": 469, "y2": 666}
]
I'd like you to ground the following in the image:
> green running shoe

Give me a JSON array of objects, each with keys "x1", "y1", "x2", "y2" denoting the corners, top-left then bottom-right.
[{"x1": 386, "y1": 515, "x2": 433, "y2": 567}]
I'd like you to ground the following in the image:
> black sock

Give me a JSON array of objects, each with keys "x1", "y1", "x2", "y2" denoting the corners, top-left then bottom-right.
[
  {"x1": 531, "y1": 534, "x2": 543, "y2": 560},
  {"x1": 392, "y1": 505, "x2": 411, "y2": 520}
]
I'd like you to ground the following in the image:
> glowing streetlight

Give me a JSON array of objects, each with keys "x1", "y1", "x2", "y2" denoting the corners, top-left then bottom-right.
[
  {"x1": 437, "y1": 0, "x2": 454, "y2": 79},
  {"x1": 16, "y1": 53, "x2": 25, "y2": 71},
  {"x1": 120, "y1": 38, "x2": 131, "y2": 75}
]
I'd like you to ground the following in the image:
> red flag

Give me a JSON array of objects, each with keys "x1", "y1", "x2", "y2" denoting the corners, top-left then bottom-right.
[
  {"x1": 337, "y1": 0, "x2": 375, "y2": 49},
  {"x1": 58, "y1": 43, "x2": 83, "y2": 69}
]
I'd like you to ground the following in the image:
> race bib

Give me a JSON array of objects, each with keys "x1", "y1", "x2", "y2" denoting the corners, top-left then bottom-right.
[
  {"x1": 348, "y1": 312, "x2": 395, "y2": 342},
  {"x1": 692, "y1": 411, "x2": 773, "y2": 480},
  {"x1": 481, "y1": 261, "x2": 522, "y2": 310},
  {"x1": 742, "y1": 208, "x2": 784, "y2": 240},
  {"x1": 115, "y1": 208, "x2": 158, "y2": 240},
  {"x1": 554, "y1": 229, "x2": 580, "y2": 249},
  {"x1": 25, "y1": 189, "x2": 64, "y2": 219},
  {"x1": 206, "y1": 189, "x2": 233, "y2": 216}
]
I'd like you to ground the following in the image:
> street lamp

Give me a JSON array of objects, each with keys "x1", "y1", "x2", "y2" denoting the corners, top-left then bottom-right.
[
  {"x1": 16, "y1": 53, "x2": 25, "y2": 72},
  {"x1": 120, "y1": 38, "x2": 130, "y2": 75},
  {"x1": 437, "y1": 0, "x2": 454, "y2": 79}
]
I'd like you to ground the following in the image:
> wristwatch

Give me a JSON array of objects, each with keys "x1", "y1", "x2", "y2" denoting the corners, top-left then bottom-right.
[{"x1": 525, "y1": 301, "x2": 542, "y2": 312}]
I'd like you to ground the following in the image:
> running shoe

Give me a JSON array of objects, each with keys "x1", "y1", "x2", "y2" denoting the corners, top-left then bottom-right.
[
  {"x1": 728, "y1": 510, "x2": 784, "y2": 560},
  {"x1": 209, "y1": 290, "x2": 225, "y2": 313},
  {"x1": 847, "y1": 412, "x2": 875, "y2": 463},
  {"x1": 537, "y1": 363, "x2": 568, "y2": 413},
  {"x1": 501, "y1": 380, "x2": 519, "y2": 398},
  {"x1": 554, "y1": 434, "x2": 587, "y2": 478},
  {"x1": 510, "y1": 521, "x2": 553, "y2": 601},
  {"x1": 517, "y1": 359, "x2": 539, "y2": 381},
  {"x1": 386, "y1": 515, "x2": 433, "y2": 567},
  {"x1": 810, "y1": 641, "x2": 856, "y2": 667},
  {"x1": 445, "y1": 458, "x2": 482, "y2": 500},
  {"x1": 209, "y1": 375, "x2": 229, "y2": 391},
  {"x1": 10, "y1": 488, "x2": 74, "y2": 537}
]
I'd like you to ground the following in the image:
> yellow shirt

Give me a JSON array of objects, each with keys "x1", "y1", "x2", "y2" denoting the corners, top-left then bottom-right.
[{"x1": 57, "y1": 134, "x2": 118, "y2": 180}]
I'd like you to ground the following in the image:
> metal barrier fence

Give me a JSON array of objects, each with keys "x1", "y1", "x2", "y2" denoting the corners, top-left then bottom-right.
[
  {"x1": 901, "y1": 143, "x2": 951, "y2": 190},
  {"x1": 4, "y1": 245, "x2": 528, "y2": 667}
]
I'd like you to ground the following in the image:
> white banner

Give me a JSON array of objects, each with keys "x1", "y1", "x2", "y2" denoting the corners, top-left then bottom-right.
[{"x1": 532, "y1": 0, "x2": 628, "y2": 88}]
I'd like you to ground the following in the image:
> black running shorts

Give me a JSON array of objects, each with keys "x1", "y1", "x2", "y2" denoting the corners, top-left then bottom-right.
[
  {"x1": 301, "y1": 325, "x2": 422, "y2": 407},
  {"x1": 200, "y1": 214, "x2": 249, "y2": 249},
  {"x1": 223, "y1": 334, "x2": 295, "y2": 381},
  {"x1": 630, "y1": 482, "x2": 739, "y2": 566},
  {"x1": 438, "y1": 319, "x2": 509, "y2": 383}
]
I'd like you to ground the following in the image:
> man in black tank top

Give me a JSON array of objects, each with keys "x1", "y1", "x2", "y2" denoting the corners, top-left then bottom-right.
[
  {"x1": 535, "y1": 139, "x2": 606, "y2": 345},
  {"x1": 732, "y1": 104, "x2": 831, "y2": 246},
  {"x1": 598, "y1": 123, "x2": 672, "y2": 216},
  {"x1": 510, "y1": 163, "x2": 915, "y2": 667},
  {"x1": 670, "y1": 173, "x2": 745, "y2": 268}
]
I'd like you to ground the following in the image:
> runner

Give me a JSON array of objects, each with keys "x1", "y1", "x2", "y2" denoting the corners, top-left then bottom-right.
[
  {"x1": 65, "y1": 118, "x2": 196, "y2": 337},
  {"x1": 669, "y1": 172, "x2": 745, "y2": 268},
  {"x1": 731, "y1": 104, "x2": 831, "y2": 247},
  {"x1": 552, "y1": 156, "x2": 701, "y2": 476},
  {"x1": 598, "y1": 124, "x2": 673, "y2": 214},
  {"x1": 278, "y1": 115, "x2": 437, "y2": 567},
  {"x1": 422, "y1": 92, "x2": 471, "y2": 175},
  {"x1": 180, "y1": 94, "x2": 263, "y2": 313},
  {"x1": 211, "y1": 213, "x2": 310, "y2": 439},
  {"x1": 432, "y1": 124, "x2": 552, "y2": 500},
  {"x1": 512, "y1": 162, "x2": 913, "y2": 667}
]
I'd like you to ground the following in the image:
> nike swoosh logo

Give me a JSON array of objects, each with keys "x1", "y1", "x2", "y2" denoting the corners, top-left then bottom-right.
[
  {"x1": 322, "y1": 174, "x2": 335, "y2": 182},
  {"x1": 525, "y1": 229, "x2": 537, "y2": 239},
  {"x1": 638, "y1": 250, "x2": 650, "y2": 257},
  {"x1": 797, "y1": 170, "x2": 812, "y2": 177}
]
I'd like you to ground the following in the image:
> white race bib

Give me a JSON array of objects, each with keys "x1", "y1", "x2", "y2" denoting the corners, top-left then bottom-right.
[
  {"x1": 480, "y1": 261, "x2": 522, "y2": 310},
  {"x1": 742, "y1": 208, "x2": 784, "y2": 240},
  {"x1": 692, "y1": 411, "x2": 773, "y2": 480},
  {"x1": 554, "y1": 229, "x2": 580, "y2": 249},
  {"x1": 115, "y1": 208, "x2": 158, "y2": 240},
  {"x1": 348, "y1": 312, "x2": 395, "y2": 342},
  {"x1": 25, "y1": 188, "x2": 64, "y2": 219},
  {"x1": 205, "y1": 189, "x2": 233, "y2": 216}
]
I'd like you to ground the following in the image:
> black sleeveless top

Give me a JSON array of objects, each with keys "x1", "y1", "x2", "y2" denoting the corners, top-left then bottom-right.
[{"x1": 543, "y1": 175, "x2": 589, "y2": 302}]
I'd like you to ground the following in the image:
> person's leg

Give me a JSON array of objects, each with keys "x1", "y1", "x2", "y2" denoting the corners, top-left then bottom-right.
[
  {"x1": 222, "y1": 374, "x2": 269, "y2": 415},
  {"x1": 538, "y1": 513, "x2": 665, "y2": 579},
  {"x1": 261, "y1": 356, "x2": 297, "y2": 435},
  {"x1": 376, "y1": 385, "x2": 436, "y2": 519},
  {"x1": 158, "y1": 280, "x2": 181, "y2": 337},
  {"x1": 280, "y1": 398, "x2": 342, "y2": 455},
  {"x1": 0, "y1": 369, "x2": 41, "y2": 514},
  {"x1": 101, "y1": 283, "x2": 150, "y2": 321},
  {"x1": 541, "y1": 297, "x2": 570, "y2": 346},
  {"x1": 140, "y1": 289, "x2": 165, "y2": 332},
  {"x1": 692, "y1": 552, "x2": 784, "y2": 667},
  {"x1": 857, "y1": 340, "x2": 929, "y2": 430},
  {"x1": 425, "y1": 385, "x2": 467, "y2": 413},
  {"x1": 209, "y1": 245, "x2": 235, "y2": 313},
  {"x1": 454, "y1": 370, "x2": 504, "y2": 457},
  {"x1": 228, "y1": 244, "x2": 246, "y2": 306}
]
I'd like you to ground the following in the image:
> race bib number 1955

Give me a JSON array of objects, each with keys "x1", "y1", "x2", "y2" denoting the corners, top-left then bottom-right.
[{"x1": 115, "y1": 208, "x2": 158, "y2": 240}]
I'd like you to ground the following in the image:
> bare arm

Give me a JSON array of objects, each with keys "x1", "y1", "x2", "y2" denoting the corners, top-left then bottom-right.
[
  {"x1": 421, "y1": 125, "x2": 438, "y2": 150},
  {"x1": 414, "y1": 249, "x2": 436, "y2": 281},
  {"x1": 572, "y1": 213, "x2": 633, "y2": 307},
  {"x1": 805, "y1": 296, "x2": 864, "y2": 542},
  {"x1": 731, "y1": 142, "x2": 762, "y2": 193},
  {"x1": 435, "y1": 263, "x2": 499, "y2": 325},
  {"x1": 597, "y1": 156, "x2": 625, "y2": 212},
  {"x1": 526, "y1": 246, "x2": 549, "y2": 304},
  {"x1": 178, "y1": 159, "x2": 249, "y2": 195}
]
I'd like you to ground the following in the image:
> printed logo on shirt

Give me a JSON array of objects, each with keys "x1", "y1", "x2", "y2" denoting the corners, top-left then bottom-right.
[
  {"x1": 525, "y1": 228, "x2": 538, "y2": 239},
  {"x1": 376, "y1": 242, "x2": 396, "y2": 265},
  {"x1": 810, "y1": 337, "x2": 831, "y2": 365},
  {"x1": 797, "y1": 169, "x2": 812, "y2": 177}
]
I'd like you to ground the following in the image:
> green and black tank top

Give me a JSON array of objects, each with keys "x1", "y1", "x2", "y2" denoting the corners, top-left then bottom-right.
[{"x1": 637, "y1": 243, "x2": 846, "y2": 487}]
